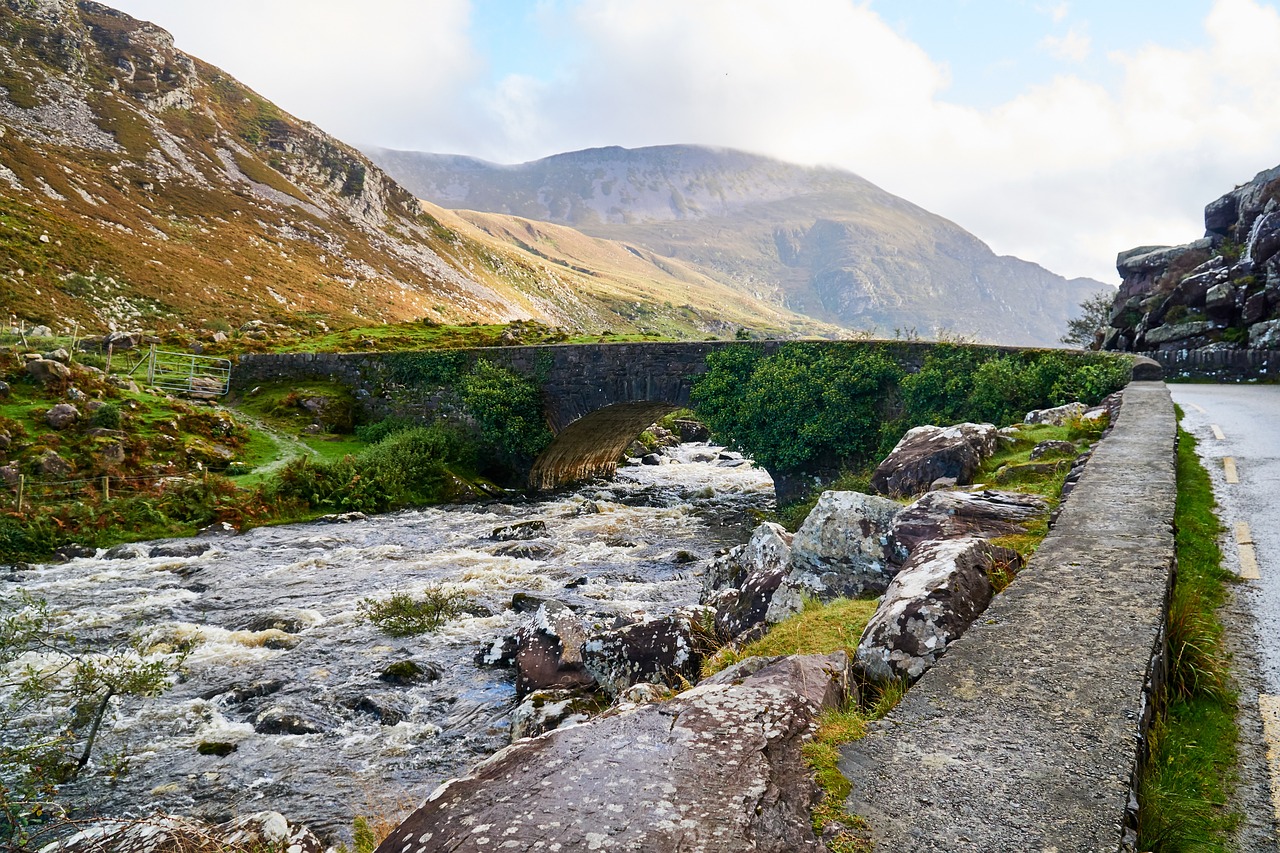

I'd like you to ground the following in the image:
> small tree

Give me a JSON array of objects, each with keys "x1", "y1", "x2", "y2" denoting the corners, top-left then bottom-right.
[
  {"x1": 1, "y1": 592, "x2": 186, "y2": 848},
  {"x1": 1061, "y1": 290, "x2": 1117, "y2": 350}
]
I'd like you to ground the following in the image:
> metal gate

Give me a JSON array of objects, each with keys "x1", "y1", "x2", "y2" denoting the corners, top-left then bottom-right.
[{"x1": 128, "y1": 344, "x2": 232, "y2": 396}]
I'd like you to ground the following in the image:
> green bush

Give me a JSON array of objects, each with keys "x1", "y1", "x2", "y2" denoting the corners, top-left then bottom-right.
[
  {"x1": 358, "y1": 588, "x2": 464, "y2": 636},
  {"x1": 88, "y1": 402, "x2": 121, "y2": 430},
  {"x1": 459, "y1": 360, "x2": 551, "y2": 474}
]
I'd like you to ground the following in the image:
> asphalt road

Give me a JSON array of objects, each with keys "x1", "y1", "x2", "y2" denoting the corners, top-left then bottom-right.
[{"x1": 1170, "y1": 383, "x2": 1280, "y2": 848}]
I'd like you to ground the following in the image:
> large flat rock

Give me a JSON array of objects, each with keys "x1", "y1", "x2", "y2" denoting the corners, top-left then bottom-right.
[{"x1": 840, "y1": 382, "x2": 1176, "y2": 851}]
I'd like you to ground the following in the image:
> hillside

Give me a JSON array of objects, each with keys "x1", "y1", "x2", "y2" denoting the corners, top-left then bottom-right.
[
  {"x1": 0, "y1": 2, "x2": 824, "y2": 339},
  {"x1": 369, "y1": 145, "x2": 1108, "y2": 346}
]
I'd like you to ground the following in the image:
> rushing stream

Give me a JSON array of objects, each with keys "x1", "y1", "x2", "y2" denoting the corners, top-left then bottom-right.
[{"x1": 2, "y1": 444, "x2": 772, "y2": 840}]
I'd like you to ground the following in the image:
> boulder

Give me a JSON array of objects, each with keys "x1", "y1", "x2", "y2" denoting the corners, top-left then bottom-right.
[
  {"x1": 504, "y1": 601, "x2": 594, "y2": 698},
  {"x1": 1028, "y1": 440, "x2": 1078, "y2": 460},
  {"x1": 1023, "y1": 402, "x2": 1086, "y2": 426},
  {"x1": 251, "y1": 699, "x2": 336, "y2": 735},
  {"x1": 349, "y1": 693, "x2": 410, "y2": 726},
  {"x1": 673, "y1": 418, "x2": 711, "y2": 442},
  {"x1": 856, "y1": 538, "x2": 1019, "y2": 682},
  {"x1": 1247, "y1": 210, "x2": 1280, "y2": 267},
  {"x1": 375, "y1": 653, "x2": 849, "y2": 853},
  {"x1": 490, "y1": 520, "x2": 548, "y2": 541},
  {"x1": 493, "y1": 540, "x2": 554, "y2": 559},
  {"x1": 379, "y1": 659, "x2": 443, "y2": 685},
  {"x1": 52, "y1": 543, "x2": 96, "y2": 562},
  {"x1": 712, "y1": 563, "x2": 787, "y2": 640},
  {"x1": 1251, "y1": 318, "x2": 1280, "y2": 349},
  {"x1": 510, "y1": 687, "x2": 597, "y2": 740},
  {"x1": 892, "y1": 489, "x2": 1049, "y2": 555},
  {"x1": 37, "y1": 450, "x2": 72, "y2": 476},
  {"x1": 26, "y1": 357, "x2": 70, "y2": 387},
  {"x1": 1143, "y1": 321, "x2": 1215, "y2": 346},
  {"x1": 45, "y1": 402, "x2": 80, "y2": 430},
  {"x1": 45, "y1": 811, "x2": 324, "y2": 853},
  {"x1": 871, "y1": 423, "x2": 997, "y2": 498},
  {"x1": 788, "y1": 491, "x2": 906, "y2": 597},
  {"x1": 0, "y1": 464, "x2": 18, "y2": 486},
  {"x1": 1204, "y1": 282, "x2": 1237, "y2": 321},
  {"x1": 702, "y1": 522, "x2": 793, "y2": 595},
  {"x1": 42, "y1": 347, "x2": 70, "y2": 363},
  {"x1": 582, "y1": 613, "x2": 702, "y2": 695},
  {"x1": 149, "y1": 540, "x2": 211, "y2": 559},
  {"x1": 0, "y1": 380, "x2": 8, "y2": 399},
  {"x1": 1244, "y1": 290, "x2": 1269, "y2": 324}
]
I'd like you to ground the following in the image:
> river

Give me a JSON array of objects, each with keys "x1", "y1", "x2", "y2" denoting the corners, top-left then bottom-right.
[{"x1": 1, "y1": 444, "x2": 772, "y2": 841}]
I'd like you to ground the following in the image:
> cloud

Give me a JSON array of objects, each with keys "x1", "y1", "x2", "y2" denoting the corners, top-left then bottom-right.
[
  {"x1": 110, "y1": 0, "x2": 483, "y2": 149},
  {"x1": 464, "y1": 0, "x2": 1280, "y2": 282},
  {"x1": 1040, "y1": 25, "x2": 1092, "y2": 62}
]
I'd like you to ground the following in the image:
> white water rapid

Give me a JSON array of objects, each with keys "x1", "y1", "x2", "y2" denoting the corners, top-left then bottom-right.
[{"x1": 1, "y1": 444, "x2": 773, "y2": 840}]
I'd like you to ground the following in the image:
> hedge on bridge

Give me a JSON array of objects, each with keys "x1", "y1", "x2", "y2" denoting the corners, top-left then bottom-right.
[{"x1": 690, "y1": 342, "x2": 1131, "y2": 500}]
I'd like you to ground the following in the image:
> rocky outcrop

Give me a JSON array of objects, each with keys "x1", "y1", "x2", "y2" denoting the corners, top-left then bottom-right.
[
  {"x1": 890, "y1": 489, "x2": 1049, "y2": 554},
  {"x1": 1105, "y1": 163, "x2": 1280, "y2": 354},
  {"x1": 375, "y1": 653, "x2": 850, "y2": 853},
  {"x1": 44, "y1": 811, "x2": 324, "y2": 853},
  {"x1": 856, "y1": 538, "x2": 1020, "y2": 682},
  {"x1": 870, "y1": 422, "x2": 998, "y2": 497}
]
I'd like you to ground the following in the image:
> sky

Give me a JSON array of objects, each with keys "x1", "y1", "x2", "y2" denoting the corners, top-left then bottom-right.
[{"x1": 105, "y1": 0, "x2": 1280, "y2": 285}]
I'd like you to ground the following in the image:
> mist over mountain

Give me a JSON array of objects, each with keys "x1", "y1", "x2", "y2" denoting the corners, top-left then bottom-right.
[
  {"x1": 0, "y1": 2, "x2": 822, "y2": 338},
  {"x1": 370, "y1": 144, "x2": 1108, "y2": 346}
]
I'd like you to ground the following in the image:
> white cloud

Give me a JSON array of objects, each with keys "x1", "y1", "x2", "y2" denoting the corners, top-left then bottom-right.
[
  {"x1": 463, "y1": 0, "x2": 1280, "y2": 283},
  {"x1": 1040, "y1": 25, "x2": 1092, "y2": 62}
]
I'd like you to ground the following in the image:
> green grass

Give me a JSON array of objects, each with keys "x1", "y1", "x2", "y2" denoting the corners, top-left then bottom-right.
[
  {"x1": 700, "y1": 597, "x2": 880, "y2": 679},
  {"x1": 1136, "y1": 422, "x2": 1239, "y2": 851}
]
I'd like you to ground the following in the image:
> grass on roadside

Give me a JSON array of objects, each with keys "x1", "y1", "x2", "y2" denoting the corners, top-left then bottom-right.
[{"x1": 1136, "y1": 422, "x2": 1240, "y2": 851}]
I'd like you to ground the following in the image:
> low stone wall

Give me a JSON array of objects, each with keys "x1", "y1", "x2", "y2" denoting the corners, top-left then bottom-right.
[
  {"x1": 839, "y1": 380, "x2": 1176, "y2": 852},
  {"x1": 1141, "y1": 347, "x2": 1280, "y2": 381}
]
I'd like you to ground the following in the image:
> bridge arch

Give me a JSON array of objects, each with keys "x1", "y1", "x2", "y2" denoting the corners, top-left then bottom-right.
[{"x1": 528, "y1": 401, "x2": 684, "y2": 491}]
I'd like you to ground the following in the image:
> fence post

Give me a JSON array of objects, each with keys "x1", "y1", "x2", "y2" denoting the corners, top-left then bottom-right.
[
  {"x1": 147, "y1": 344, "x2": 156, "y2": 386},
  {"x1": 102, "y1": 475, "x2": 110, "y2": 502},
  {"x1": 16, "y1": 474, "x2": 24, "y2": 513}
]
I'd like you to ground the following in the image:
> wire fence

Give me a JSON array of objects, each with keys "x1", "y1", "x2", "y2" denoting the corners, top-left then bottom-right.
[{"x1": 6, "y1": 469, "x2": 214, "y2": 512}]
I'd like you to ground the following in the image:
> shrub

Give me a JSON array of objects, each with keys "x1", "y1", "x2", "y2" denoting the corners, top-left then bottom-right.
[
  {"x1": 357, "y1": 589, "x2": 465, "y2": 636},
  {"x1": 458, "y1": 360, "x2": 551, "y2": 474},
  {"x1": 88, "y1": 402, "x2": 122, "y2": 430}
]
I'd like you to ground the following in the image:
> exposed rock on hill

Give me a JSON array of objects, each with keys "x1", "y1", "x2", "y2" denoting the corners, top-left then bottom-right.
[
  {"x1": 369, "y1": 144, "x2": 1107, "y2": 346},
  {"x1": 1104, "y1": 163, "x2": 1280, "y2": 353},
  {"x1": 0, "y1": 2, "x2": 819, "y2": 338}
]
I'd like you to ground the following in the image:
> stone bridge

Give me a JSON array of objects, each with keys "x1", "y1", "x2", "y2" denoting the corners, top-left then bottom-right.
[{"x1": 230, "y1": 340, "x2": 995, "y2": 491}]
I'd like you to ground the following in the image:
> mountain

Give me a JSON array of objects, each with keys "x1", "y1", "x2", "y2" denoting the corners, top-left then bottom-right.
[
  {"x1": 368, "y1": 145, "x2": 1108, "y2": 346},
  {"x1": 0, "y1": 2, "x2": 825, "y2": 338}
]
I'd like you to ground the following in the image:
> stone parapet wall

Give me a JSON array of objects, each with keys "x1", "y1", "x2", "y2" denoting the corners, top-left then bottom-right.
[
  {"x1": 1141, "y1": 348, "x2": 1280, "y2": 381},
  {"x1": 840, "y1": 381, "x2": 1176, "y2": 852}
]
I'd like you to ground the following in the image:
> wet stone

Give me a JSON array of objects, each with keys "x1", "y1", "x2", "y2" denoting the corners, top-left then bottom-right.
[
  {"x1": 490, "y1": 519, "x2": 548, "y2": 541},
  {"x1": 379, "y1": 660, "x2": 442, "y2": 685}
]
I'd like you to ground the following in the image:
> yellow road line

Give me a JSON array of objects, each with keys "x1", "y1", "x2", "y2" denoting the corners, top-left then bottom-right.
[
  {"x1": 1224, "y1": 457, "x2": 1240, "y2": 483},
  {"x1": 1258, "y1": 694, "x2": 1280, "y2": 824},
  {"x1": 1211, "y1": 424, "x2": 1226, "y2": 440},
  {"x1": 1236, "y1": 522, "x2": 1261, "y2": 580}
]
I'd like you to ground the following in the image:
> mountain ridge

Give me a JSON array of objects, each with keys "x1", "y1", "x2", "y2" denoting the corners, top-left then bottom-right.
[
  {"x1": 0, "y1": 1, "x2": 825, "y2": 339},
  {"x1": 369, "y1": 143, "x2": 1108, "y2": 345}
]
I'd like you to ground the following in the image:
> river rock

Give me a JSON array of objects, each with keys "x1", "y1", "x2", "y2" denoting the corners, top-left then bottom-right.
[
  {"x1": 52, "y1": 543, "x2": 96, "y2": 562},
  {"x1": 26, "y1": 357, "x2": 70, "y2": 387},
  {"x1": 379, "y1": 659, "x2": 443, "y2": 684},
  {"x1": 871, "y1": 422, "x2": 998, "y2": 497},
  {"x1": 45, "y1": 402, "x2": 80, "y2": 430},
  {"x1": 507, "y1": 601, "x2": 594, "y2": 698},
  {"x1": 856, "y1": 538, "x2": 1019, "y2": 682},
  {"x1": 45, "y1": 811, "x2": 324, "y2": 853},
  {"x1": 252, "y1": 699, "x2": 336, "y2": 735},
  {"x1": 510, "y1": 687, "x2": 597, "y2": 740},
  {"x1": 583, "y1": 612, "x2": 703, "y2": 695},
  {"x1": 490, "y1": 519, "x2": 548, "y2": 541},
  {"x1": 376, "y1": 652, "x2": 849, "y2": 853},
  {"x1": 703, "y1": 521, "x2": 793, "y2": 594},
  {"x1": 712, "y1": 563, "x2": 787, "y2": 640},
  {"x1": 149, "y1": 540, "x2": 211, "y2": 559},
  {"x1": 349, "y1": 693, "x2": 411, "y2": 726},
  {"x1": 787, "y1": 491, "x2": 906, "y2": 598},
  {"x1": 892, "y1": 489, "x2": 1050, "y2": 555},
  {"x1": 493, "y1": 540, "x2": 554, "y2": 559}
]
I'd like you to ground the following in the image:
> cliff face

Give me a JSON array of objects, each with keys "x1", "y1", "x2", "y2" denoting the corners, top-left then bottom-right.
[
  {"x1": 1104, "y1": 164, "x2": 1280, "y2": 352},
  {"x1": 370, "y1": 144, "x2": 1107, "y2": 347},
  {"x1": 0, "y1": 2, "x2": 818, "y2": 337}
]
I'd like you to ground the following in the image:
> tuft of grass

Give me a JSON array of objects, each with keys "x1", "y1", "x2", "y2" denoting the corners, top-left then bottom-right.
[
  {"x1": 1136, "y1": 424, "x2": 1239, "y2": 850},
  {"x1": 699, "y1": 597, "x2": 878, "y2": 679},
  {"x1": 803, "y1": 703, "x2": 874, "y2": 852},
  {"x1": 357, "y1": 588, "x2": 465, "y2": 637}
]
